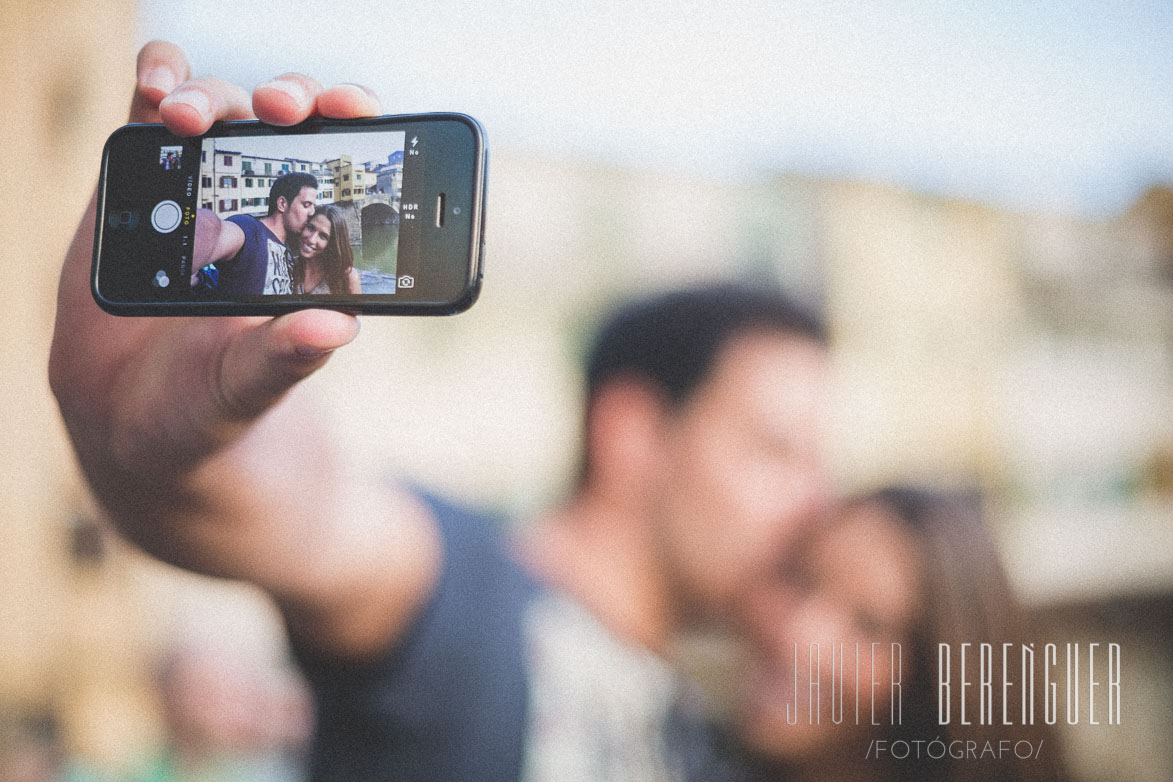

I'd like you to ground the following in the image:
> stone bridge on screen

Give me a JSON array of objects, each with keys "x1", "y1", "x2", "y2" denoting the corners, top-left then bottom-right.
[{"x1": 334, "y1": 194, "x2": 399, "y2": 247}]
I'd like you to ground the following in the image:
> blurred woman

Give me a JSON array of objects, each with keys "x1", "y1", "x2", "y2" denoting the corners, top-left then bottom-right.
[
  {"x1": 292, "y1": 205, "x2": 362, "y2": 295},
  {"x1": 733, "y1": 487, "x2": 1066, "y2": 782}
]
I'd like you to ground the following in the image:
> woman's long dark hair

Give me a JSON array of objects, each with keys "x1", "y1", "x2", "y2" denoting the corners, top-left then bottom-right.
[
  {"x1": 294, "y1": 205, "x2": 354, "y2": 294},
  {"x1": 866, "y1": 487, "x2": 1067, "y2": 782}
]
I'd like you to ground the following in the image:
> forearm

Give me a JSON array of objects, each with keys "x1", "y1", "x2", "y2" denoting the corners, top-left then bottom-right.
[
  {"x1": 64, "y1": 371, "x2": 439, "y2": 660},
  {"x1": 183, "y1": 405, "x2": 441, "y2": 661}
]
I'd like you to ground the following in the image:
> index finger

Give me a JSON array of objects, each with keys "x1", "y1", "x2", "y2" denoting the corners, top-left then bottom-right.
[
  {"x1": 158, "y1": 77, "x2": 254, "y2": 136},
  {"x1": 253, "y1": 73, "x2": 382, "y2": 125},
  {"x1": 316, "y1": 83, "x2": 383, "y2": 120},
  {"x1": 131, "y1": 40, "x2": 192, "y2": 123}
]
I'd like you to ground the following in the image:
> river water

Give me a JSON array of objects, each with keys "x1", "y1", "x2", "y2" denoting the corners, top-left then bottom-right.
[{"x1": 358, "y1": 269, "x2": 399, "y2": 294}]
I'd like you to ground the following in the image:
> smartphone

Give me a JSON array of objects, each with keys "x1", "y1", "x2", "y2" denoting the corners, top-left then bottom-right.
[{"x1": 92, "y1": 113, "x2": 486, "y2": 315}]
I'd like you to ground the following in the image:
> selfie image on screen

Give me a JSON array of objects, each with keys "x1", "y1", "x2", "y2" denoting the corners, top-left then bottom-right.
[
  {"x1": 193, "y1": 131, "x2": 406, "y2": 296},
  {"x1": 159, "y1": 145, "x2": 183, "y2": 171}
]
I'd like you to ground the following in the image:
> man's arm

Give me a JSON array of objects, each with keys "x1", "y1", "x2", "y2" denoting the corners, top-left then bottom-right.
[
  {"x1": 192, "y1": 208, "x2": 246, "y2": 266},
  {"x1": 50, "y1": 41, "x2": 440, "y2": 661},
  {"x1": 190, "y1": 209, "x2": 247, "y2": 285}
]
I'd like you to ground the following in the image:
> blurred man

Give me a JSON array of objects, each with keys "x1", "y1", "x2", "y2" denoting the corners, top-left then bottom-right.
[{"x1": 50, "y1": 42, "x2": 831, "y2": 781}]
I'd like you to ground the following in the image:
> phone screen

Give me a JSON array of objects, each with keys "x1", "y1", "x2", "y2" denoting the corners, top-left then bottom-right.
[{"x1": 94, "y1": 114, "x2": 485, "y2": 315}]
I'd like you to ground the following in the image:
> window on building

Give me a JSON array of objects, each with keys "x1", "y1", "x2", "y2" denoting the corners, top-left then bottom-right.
[
  {"x1": 202, "y1": 176, "x2": 212, "y2": 188},
  {"x1": 201, "y1": 150, "x2": 206, "y2": 163},
  {"x1": 245, "y1": 178, "x2": 253, "y2": 188},
  {"x1": 222, "y1": 154, "x2": 233, "y2": 166},
  {"x1": 264, "y1": 163, "x2": 272, "y2": 174},
  {"x1": 220, "y1": 176, "x2": 236, "y2": 188},
  {"x1": 343, "y1": 189, "x2": 350, "y2": 197},
  {"x1": 343, "y1": 173, "x2": 350, "y2": 181}
]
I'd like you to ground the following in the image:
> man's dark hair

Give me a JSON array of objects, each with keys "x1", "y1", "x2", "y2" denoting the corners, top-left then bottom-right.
[
  {"x1": 586, "y1": 282, "x2": 827, "y2": 410},
  {"x1": 268, "y1": 172, "x2": 319, "y2": 216},
  {"x1": 577, "y1": 283, "x2": 826, "y2": 486}
]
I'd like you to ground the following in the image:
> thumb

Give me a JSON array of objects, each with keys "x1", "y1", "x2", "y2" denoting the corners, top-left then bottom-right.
[{"x1": 216, "y1": 310, "x2": 359, "y2": 419}]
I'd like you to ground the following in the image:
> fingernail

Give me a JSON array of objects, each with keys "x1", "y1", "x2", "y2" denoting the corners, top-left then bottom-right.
[
  {"x1": 295, "y1": 346, "x2": 334, "y2": 358},
  {"x1": 141, "y1": 65, "x2": 177, "y2": 95},
  {"x1": 161, "y1": 89, "x2": 212, "y2": 121},
  {"x1": 333, "y1": 83, "x2": 371, "y2": 101},
  {"x1": 259, "y1": 79, "x2": 309, "y2": 108}
]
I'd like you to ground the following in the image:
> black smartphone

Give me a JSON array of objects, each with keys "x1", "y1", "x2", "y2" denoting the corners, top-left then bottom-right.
[{"x1": 92, "y1": 113, "x2": 486, "y2": 315}]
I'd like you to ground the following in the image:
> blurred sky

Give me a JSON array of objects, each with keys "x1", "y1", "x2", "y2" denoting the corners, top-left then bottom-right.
[{"x1": 139, "y1": 0, "x2": 1173, "y2": 216}]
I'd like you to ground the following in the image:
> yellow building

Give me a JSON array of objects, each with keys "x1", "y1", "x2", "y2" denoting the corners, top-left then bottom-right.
[
  {"x1": 326, "y1": 155, "x2": 380, "y2": 201},
  {"x1": 326, "y1": 155, "x2": 355, "y2": 200}
]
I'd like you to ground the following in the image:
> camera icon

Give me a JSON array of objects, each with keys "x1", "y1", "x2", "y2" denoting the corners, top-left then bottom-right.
[{"x1": 397, "y1": 275, "x2": 415, "y2": 289}]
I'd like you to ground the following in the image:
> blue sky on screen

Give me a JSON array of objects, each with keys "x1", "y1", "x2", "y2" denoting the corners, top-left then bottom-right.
[{"x1": 140, "y1": 0, "x2": 1173, "y2": 215}]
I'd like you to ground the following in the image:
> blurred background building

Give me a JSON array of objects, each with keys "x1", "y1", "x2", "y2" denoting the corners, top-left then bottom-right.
[{"x1": 2, "y1": 0, "x2": 1172, "y2": 779}]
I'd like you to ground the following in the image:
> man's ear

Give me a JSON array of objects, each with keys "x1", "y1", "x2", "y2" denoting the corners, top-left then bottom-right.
[
  {"x1": 275, "y1": 196, "x2": 288, "y2": 214},
  {"x1": 584, "y1": 378, "x2": 668, "y2": 498}
]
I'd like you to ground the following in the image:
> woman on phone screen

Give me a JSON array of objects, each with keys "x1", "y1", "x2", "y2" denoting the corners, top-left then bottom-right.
[{"x1": 292, "y1": 205, "x2": 362, "y2": 295}]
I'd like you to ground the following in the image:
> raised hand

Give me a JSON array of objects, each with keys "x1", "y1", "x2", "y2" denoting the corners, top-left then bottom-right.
[
  {"x1": 51, "y1": 42, "x2": 437, "y2": 660},
  {"x1": 51, "y1": 41, "x2": 374, "y2": 566}
]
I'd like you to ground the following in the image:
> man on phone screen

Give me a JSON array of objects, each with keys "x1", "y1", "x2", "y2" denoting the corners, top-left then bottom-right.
[
  {"x1": 192, "y1": 171, "x2": 317, "y2": 295},
  {"x1": 50, "y1": 42, "x2": 832, "y2": 781}
]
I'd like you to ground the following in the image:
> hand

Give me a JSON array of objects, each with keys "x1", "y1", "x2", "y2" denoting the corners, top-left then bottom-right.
[
  {"x1": 52, "y1": 43, "x2": 438, "y2": 661},
  {"x1": 49, "y1": 40, "x2": 380, "y2": 543}
]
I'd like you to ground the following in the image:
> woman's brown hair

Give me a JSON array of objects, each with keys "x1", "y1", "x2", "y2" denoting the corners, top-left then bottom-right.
[
  {"x1": 294, "y1": 205, "x2": 354, "y2": 294},
  {"x1": 866, "y1": 487, "x2": 1068, "y2": 782}
]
